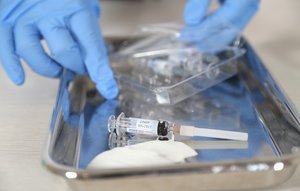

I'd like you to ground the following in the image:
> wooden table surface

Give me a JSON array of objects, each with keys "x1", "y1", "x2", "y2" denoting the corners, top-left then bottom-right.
[{"x1": 1, "y1": 0, "x2": 300, "y2": 190}]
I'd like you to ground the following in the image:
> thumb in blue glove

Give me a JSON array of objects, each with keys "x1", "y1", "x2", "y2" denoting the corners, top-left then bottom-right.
[
  {"x1": 184, "y1": 0, "x2": 260, "y2": 46},
  {"x1": 0, "y1": 0, "x2": 118, "y2": 99}
]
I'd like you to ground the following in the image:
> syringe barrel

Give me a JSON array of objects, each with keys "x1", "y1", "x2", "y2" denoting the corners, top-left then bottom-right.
[{"x1": 108, "y1": 112, "x2": 170, "y2": 136}]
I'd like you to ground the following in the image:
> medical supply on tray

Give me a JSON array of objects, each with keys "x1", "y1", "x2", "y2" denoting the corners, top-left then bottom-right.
[
  {"x1": 108, "y1": 112, "x2": 248, "y2": 141},
  {"x1": 111, "y1": 22, "x2": 245, "y2": 104},
  {"x1": 88, "y1": 140, "x2": 198, "y2": 169}
]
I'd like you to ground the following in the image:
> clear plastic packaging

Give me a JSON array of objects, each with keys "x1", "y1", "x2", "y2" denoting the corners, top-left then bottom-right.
[{"x1": 111, "y1": 22, "x2": 245, "y2": 105}]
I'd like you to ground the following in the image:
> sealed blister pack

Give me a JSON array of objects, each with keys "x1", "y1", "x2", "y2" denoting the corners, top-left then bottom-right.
[{"x1": 111, "y1": 22, "x2": 245, "y2": 104}]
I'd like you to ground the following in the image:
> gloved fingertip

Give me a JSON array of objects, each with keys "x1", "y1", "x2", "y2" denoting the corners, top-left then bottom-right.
[
  {"x1": 184, "y1": 0, "x2": 211, "y2": 26},
  {"x1": 13, "y1": 77, "x2": 25, "y2": 86},
  {"x1": 184, "y1": 7, "x2": 199, "y2": 26},
  {"x1": 96, "y1": 79, "x2": 119, "y2": 100},
  {"x1": 9, "y1": 68, "x2": 25, "y2": 86},
  {"x1": 46, "y1": 61, "x2": 63, "y2": 78},
  {"x1": 52, "y1": 67, "x2": 63, "y2": 78}
]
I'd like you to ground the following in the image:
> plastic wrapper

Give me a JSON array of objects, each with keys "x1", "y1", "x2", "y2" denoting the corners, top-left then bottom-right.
[{"x1": 111, "y1": 22, "x2": 245, "y2": 105}]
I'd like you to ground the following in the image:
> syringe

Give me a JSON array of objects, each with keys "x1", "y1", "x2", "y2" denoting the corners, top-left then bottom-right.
[
  {"x1": 108, "y1": 113, "x2": 248, "y2": 141},
  {"x1": 108, "y1": 112, "x2": 171, "y2": 137}
]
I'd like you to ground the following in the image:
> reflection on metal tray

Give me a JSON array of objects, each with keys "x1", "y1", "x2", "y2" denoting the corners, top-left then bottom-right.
[{"x1": 43, "y1": 39, "x2": 300, "y2": 191}]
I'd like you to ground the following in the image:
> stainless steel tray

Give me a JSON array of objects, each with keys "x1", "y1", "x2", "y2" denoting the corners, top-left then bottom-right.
[{"x1": 43, "y1": 39, "x2": 300, "y2": 191}]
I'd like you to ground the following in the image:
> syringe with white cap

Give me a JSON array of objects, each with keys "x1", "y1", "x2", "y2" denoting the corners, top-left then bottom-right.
[{"x1": 108, "y1": 112, "x2": 248, "y2": 141}]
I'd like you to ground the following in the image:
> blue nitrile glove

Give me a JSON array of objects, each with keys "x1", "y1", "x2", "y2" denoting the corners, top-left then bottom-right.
[
  {"x1": 0, "y1": 0, "x2": 118, "y2": 99},
  {"x1": 184, "y1": 0, "x2": 260, "y2": 46}
]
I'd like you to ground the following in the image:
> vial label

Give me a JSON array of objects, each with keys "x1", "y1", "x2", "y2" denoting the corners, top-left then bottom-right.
[{"x1": 126, "y1": 118, "x2": 159, "y2": 135}]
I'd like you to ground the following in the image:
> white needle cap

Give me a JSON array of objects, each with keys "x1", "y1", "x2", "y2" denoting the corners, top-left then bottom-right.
[{"x1": 179, "y1": 125, "x2": 248, "y2": 141}]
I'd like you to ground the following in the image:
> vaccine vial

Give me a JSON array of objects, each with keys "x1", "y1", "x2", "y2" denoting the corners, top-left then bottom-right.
[{"x1": 108, "y1": 112, "x2": 171, "y2": 137}]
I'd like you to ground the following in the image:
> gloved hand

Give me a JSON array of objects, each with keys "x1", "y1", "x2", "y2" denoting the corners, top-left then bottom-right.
[
  {"x1": 0, "y1": 0, "x2": 118, "y2": 99},
  {"x1": 184, "y1": 0, "x2": 260, "y2": 46}
]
